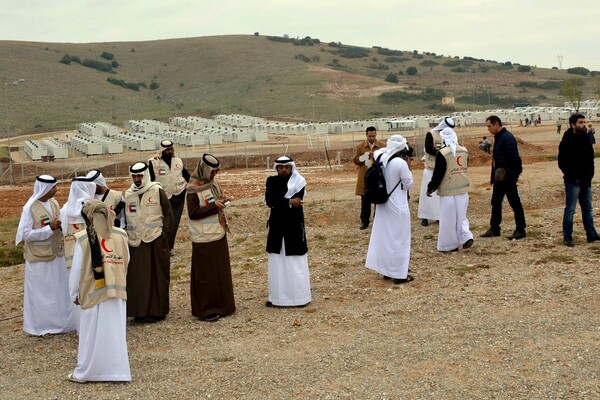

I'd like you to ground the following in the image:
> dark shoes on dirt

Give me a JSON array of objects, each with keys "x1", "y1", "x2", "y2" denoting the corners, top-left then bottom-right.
[
  {"x1": 480, "y1": 228, "x2": 501, "y2": 238},
  {"x1": 507, "y1": 230, "x2": 526, "y2": 240}
]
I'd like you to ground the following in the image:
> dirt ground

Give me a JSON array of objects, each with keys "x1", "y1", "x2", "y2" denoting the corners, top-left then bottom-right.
[{"x1": 1, "y1": 124, "x2": 599, "y2": 399}]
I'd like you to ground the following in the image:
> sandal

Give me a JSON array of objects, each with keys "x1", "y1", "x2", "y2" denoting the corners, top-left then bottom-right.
[
  {"x1": 393, "y1": 275, "x2": 414, "y2": 285},
  {"x1": 67, "y1": 373, "x2": 87, "y2": 384}
]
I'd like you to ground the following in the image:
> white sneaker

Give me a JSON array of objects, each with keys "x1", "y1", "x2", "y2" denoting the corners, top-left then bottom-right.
[{"x1": 67, "y1": 372, "x2": 86, "y2": 384}]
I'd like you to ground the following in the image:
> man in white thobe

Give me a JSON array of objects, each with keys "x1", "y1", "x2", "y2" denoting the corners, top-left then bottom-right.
[
  {"x1": 86, "y1": 169, "x2": 126, "y2": 228},
  {"x1": 68, "y1": 199, "x2": 131, "y2": 383},
  {"x1": 265, "y1": 156, "x2": 311, "y2": 307},
  {"x1": 16, "y1": 175, "x2": 77, "y2": 336},
  {"x1": 417, "y1": 118, "x2": 455, "y2": 226},
  {"x1": 365, "y1": 135, "x2": 414, "y2": 284},
  {"x1": 427, "y1": 128, "x2": 474, "y2": 252}
]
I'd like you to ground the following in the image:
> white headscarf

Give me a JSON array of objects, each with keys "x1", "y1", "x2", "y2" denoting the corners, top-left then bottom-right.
[
  {"x1": 59, "y1": 177, "x2": 97, "y2": 229},
  {"x1": 126, "y1": 162, "x2": 161, "y2": 195},
  {"x1": 434, "y1": 117, "x2": 455, "y2": 132},
  {"x1": 273, "y1": 156, "x2": 307, "y2": 198},
  {"x1": 15, "y1": 175, "x2": 57, "y2": 245},
  {"x1": 440, "y1": 127, "x2": 459, "y2": 156},
  {"x1": 378, "y1": 135, "x2": 408, "y2": 167},
  {"x1": 86, "y1": 169, "x2": 107, "y2": 188}
]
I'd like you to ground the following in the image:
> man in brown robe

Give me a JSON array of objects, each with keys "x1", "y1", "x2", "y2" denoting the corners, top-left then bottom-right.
[{"x1": 124, "y1": 162, "x2": 173, "y2": 323}]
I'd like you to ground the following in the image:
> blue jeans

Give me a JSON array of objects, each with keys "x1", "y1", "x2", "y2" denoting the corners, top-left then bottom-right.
[{"x1": 562, "y1": 181, "x2": 598, "y2": 240}]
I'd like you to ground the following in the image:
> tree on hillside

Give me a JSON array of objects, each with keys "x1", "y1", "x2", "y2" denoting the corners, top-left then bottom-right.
[
  {"x1": 385, "y1": 73, "x2": 399, "y2": 83},
  {"x1": 560, "y1": 78, "x2": 585, "y2": 112},
  {"x1": 406, "y1": 66, "x2": 418, "y2": 76}
]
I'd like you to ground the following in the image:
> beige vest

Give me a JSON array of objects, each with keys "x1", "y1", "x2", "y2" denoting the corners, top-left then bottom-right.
[
  {"x1": 437, "y1": 146, "x2": 470, "y2": 196},
  {"x1": 64, "y1": 222, "x2": 86, "y2": 268},
  {"x1": 149, "y1": 156, "x2": 186, "y2": 198},
  {"x1": 125, "y1": 185, "x2": 164, "y2": 247},
  {"x1": 102, "y1": 189, "x2": 123, "y2": 212},
  {"x1": 75, "y1": 228, "x2": 129, "y2": 310},
  {"x1": 23, "y1": 199, "x2": 65, "y2": 263},
  {"x1": 187, "y1": 190, "x2": 226, "y2": 243},
  {"x1": 424, "y1": 130, "x2": 443, "y2": 170}
]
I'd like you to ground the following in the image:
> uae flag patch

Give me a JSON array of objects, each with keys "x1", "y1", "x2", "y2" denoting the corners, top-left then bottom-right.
[
  {"x1": 158, "y1": 167, "x2": 167, "y2": 176},
  {"x1": 129, "y1": 202, "x2": 137, "y2": 212},
  {"x1": 40, "y1": 215, "x2": 51, "y2": 227},
  {"x1": 204, "y1": 194, "x2": 215, "y2": 205}
]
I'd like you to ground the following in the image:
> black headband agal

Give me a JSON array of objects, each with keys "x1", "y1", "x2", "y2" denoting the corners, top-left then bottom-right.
[
  {"x1": 275, "y1": 156, "x2": 293, "y2": 164},
  {"x1": 87, "y1": 169, "x2": 101, "y2": 181},
  {"x1": 202, "y1": 153, "x2": 220, "y2": 168},
  {"x1": 36, "y1": 175, "x2": 57, "y2": 184},
  {"x1": 130, "y1": 162, "x2": 148, "y2": 174},
  {"x1": 444, "y1": 117, "x2": 455, "y2": 128},
  {"x1": 161, "y1": 140, "x2": 174, "y2": 148}
]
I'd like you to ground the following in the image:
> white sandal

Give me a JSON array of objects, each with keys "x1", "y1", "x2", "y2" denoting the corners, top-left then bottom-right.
[{"x1": 67, "y1": 372, "x2": 87, "y2": 384}]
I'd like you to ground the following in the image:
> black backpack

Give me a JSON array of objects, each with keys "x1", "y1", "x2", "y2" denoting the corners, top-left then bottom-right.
[{"x1": 363, "y1": 153, "x2": 402, "y2": 204}]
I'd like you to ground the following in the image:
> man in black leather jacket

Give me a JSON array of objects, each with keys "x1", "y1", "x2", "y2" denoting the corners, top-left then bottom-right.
[
  {"x1": 481, "y1": 115, "x2": 526, "y2": 240},
  {"x1": 558, "y1": 114, "x2": 600, "y2": 247}
]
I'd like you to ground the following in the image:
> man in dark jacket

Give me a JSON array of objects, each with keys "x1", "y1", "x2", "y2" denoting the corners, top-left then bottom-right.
[
  {"x1": 558, "y1": 114, "x2": 600, "y2": 247},
  {"x1": 481, "y1": 115, "x2": 527, "y2": 240},
  {"x1": 264, "y1": 156, "x2": 311, "y2": 308}
]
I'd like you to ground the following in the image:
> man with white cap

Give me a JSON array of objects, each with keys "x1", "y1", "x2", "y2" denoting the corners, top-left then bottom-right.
[
  {"x1": 365, "y1": 135, "x2": 414, "y2": 284},
  {"x1": 16, "y1": 175, "x2": 77, "y2": 336},
  {"x1": 86, "y1": 169, "x2": 126, "y2": 228},
  {"x1": 60, "y1": 177, "x2": 97, "y2": 269},
  {"x1": 68, "y1": 199, "x2": 131, "y2": 384},
  {"x1": 265, "y1": 156, "x2": 311, "y2": 307},
  {"x1": 427, "y1": 127, "x2": 474, "y2": 252},
  {"x1": 353, "y1": 126, "x2": 386, "y2": 230},
  {"x1": 124, "y1": 162, "x2": 173, "y2": 323},
  {"x1": 148, "y1": 140, "x2": 190, "y2": 256},
  {"x1": 418, "y1": 118, "x2": 454, "y2": 227}
]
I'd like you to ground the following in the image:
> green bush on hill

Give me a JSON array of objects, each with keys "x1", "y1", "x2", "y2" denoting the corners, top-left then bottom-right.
[
  {"x1": 60, "y1": 55, "x2": 71, "y2": 65},
  {"x1": 420, "y1": 60, "x2": 439, "y2": 67},
  {"x1": 567, "y1": 67, "x2": 590, "y2": 76},
  {"x1": 150, "y1": 81, "x2": 160, "y2": 90},
  {"x1": 368, "y1": 63, "x2": 389, "y2": 70},
  {"x1": 517, "y1": 65, "x2": 532, "y2": 73},
  {"x1": 107, "y1": 77, "x2": 141, "y2": 91},
  {"x1": 101, "y1": 52, "x2": 114, "y2": 60},
  {"x1": 337, "y1": 46, "x2": 369, "y2": 58},
  {"x1": 384, "y1": 57, "x2": 410, "y2": 63},
  {"x1": 82, "y1": 59, "x2": 113, "y2": 73},
  {"x1": 516, "y1": 81, "x2": 561, "y2": 90},
  {"x1": 376, "y1": 47, "x2": 404, "y2": 56},
  {"x1": 384, "y1": 73, "x2": 399, "y2": 83},
  {"x1": 406, "y1": 66, "x2": 418, "y2": 76}
]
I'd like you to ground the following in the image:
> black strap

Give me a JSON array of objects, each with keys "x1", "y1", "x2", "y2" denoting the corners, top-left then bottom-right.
[{"x1": 376, "y1": 154, "x2": 402, "y2": 196}]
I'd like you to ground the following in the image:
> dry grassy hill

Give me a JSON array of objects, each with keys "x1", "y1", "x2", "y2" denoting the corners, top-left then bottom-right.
[{"x1": 1, "y1": 34, "x2": 598, "y2": 136}]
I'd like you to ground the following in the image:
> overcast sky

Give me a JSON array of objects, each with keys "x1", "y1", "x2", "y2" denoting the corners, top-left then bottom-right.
[{"x1": 2, "y1": 0, "x2": 599, "y2": 71}]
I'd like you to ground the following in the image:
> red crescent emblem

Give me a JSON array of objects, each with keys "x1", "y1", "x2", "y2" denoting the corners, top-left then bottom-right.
[
  {"x1": 101, "y1": 239, "x2": 113, "y2": 253},
  {"x1": 148, "y1": 196, "x2": 154, "y2": 203},
  {"x1": 109, "y1": 204, "x2": 115, "y2": 210},
  {"x1": 456, "y1": 156, "x2": 463, "y2": 167},
  {"x1": 73, "y1": 223, "x2": 79, "y2": 230},
  {"x1": 176, "y1": 163, "x2": 181, "y2": 168}
]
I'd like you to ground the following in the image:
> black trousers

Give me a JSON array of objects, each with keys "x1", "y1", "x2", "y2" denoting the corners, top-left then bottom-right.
[
  {"x1": 169, "y1": 190, "x2": 186, "y2": 250},
  {"x1": 360, "y1": 195, "x2": 373, "y2": 224},
  {"x1": 490, "y1": 181, "x2": 526, "y2": 232}
]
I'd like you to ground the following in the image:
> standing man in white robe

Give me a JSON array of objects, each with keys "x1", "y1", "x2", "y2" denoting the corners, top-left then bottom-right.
[
  {"x1": 265, "y1": 156, "x2": 311, "y2": 307},
  {"x1": 16, "y1": 175, "x2": 77, "y2": 336},
  {"x1": 68, "y1": 199, "x2": 131, "y2": 383},
  {"x1": 417, "y1": 118, "x2": 455, "y2": 226},
  {"x1": 365, "y1": 135, "x2": 414, "y2": 284},
  {"x1": 427, "y1": 128, "x2": 474, "y2": 252}
]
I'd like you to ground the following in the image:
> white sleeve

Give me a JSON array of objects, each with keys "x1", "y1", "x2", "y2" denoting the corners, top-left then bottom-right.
[
  {"x1": 399, "y1": 160, "x2": 414, "y2": 191},
  {"x1": 20, "y1": 209, "x2": 54, "y2": 242},
  {"x1": 69, "y1": 241, "x2": 83, "y2": 303}
]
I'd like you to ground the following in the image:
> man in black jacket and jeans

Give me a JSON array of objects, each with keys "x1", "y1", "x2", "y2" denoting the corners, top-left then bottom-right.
[
  {"x1": 481, "y1": 115, "x2": 527, "y2": 240},
  {"x1": 558, "y1": 114, "x2": 600, "y2": 247}
]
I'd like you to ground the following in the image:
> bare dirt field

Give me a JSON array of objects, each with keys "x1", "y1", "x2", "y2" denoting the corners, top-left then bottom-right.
[{"x1": 1, "y1": 125, "x2": 599, "y2": 399}]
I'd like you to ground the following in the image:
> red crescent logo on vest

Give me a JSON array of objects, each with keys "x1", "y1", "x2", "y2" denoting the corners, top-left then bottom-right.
[
  {"x1": 176, "y1": 163, "x2": 181, "y2": 168},
  {"x1": 456, "y1": 156, "x2": 463, "y2": 167},
  {"x1": 148, "y1": 196, "x2": 154, "y2": 203},
  {"x1": 101, "y1": 239, "x2": 113, "y2": 253},
  {"x1": 73, "y1": 223, "x2": 79, "y2": 230},
  {"x1": 109, "y1": 204, "x2": 115, "y2": 210}
]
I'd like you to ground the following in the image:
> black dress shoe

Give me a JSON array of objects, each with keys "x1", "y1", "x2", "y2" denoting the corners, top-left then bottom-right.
[
  {"x1": 480, "y1": 228, "x2": 500, "y2": 238},
  {"x1": 421, "y1": 219, "x2": 429, "y2": 226},
  {"x1": 507, "y1": 230, "x2": 526, "y2": 240},
  {"x1": 360, "y1": 222, "x2": 369, "y2": 230},
  {"x1": 564, "y1": 238, "x2": 574, "y2": 247},
  {"x1": 201, "y1": 313, "x2": 221, "y2": 322},
  {"x1": 587, "y1": 235, "x2": 600, "y2": 243},
  {"x1": 462, "y1": 238, "x2": 474, "y2": 249},
  {"x1": 393, "y1": 275, "x2": 414, "y2": 284}
]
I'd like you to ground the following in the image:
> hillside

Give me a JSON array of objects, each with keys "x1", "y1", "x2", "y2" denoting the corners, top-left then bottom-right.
[{"x1": 0, "y1": 34, "x2": 598, "y2": 136}]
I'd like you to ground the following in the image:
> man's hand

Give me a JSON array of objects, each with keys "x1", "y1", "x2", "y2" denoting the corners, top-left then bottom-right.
[
  {"x1": 358, "y1": 152, "x2": 370, "y2": 163},
  {"x1": 49, "y1": 218, "x2": 61, "y2": 231},
  {"x1": 426, "y1": 190, "x2": 433, "y2": 197},
  {"x1": 290, "y1": 198, "x2": 303, "y2": 208}
]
